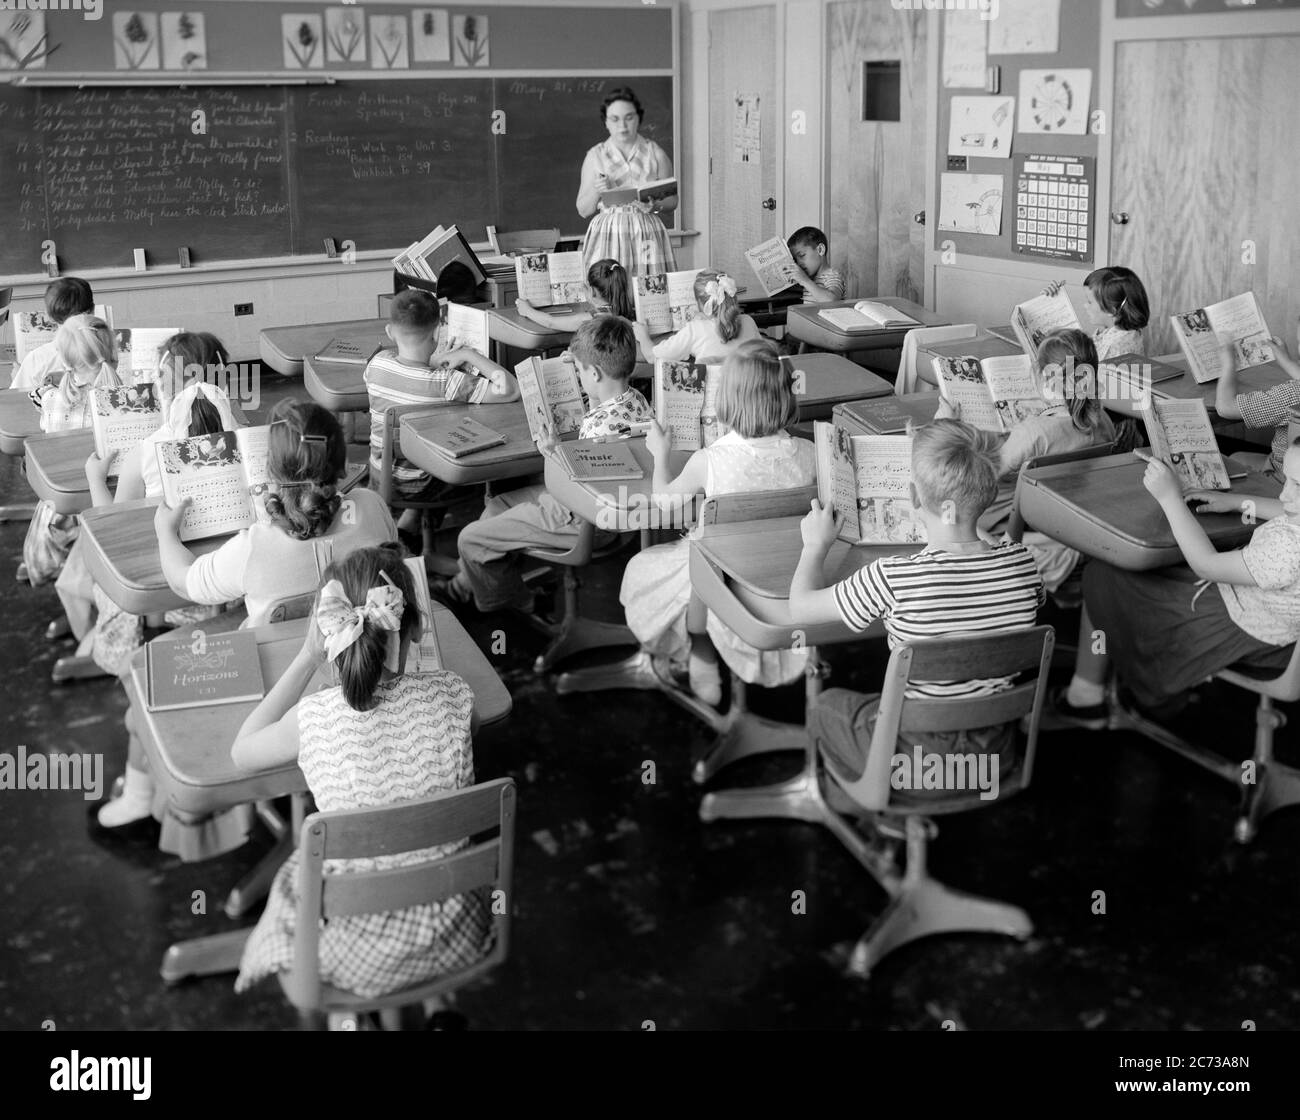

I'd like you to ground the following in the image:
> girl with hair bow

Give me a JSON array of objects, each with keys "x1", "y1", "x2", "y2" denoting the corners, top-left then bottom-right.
[
  {"x1": 230, "y1": 545, "x2": 495, "y2": 1010},
  {"x1": 634, "y1": 268, "x2": 762, "y2": 368}
]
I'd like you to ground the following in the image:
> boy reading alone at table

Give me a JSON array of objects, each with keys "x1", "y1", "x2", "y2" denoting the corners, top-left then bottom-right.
[{"x1": 788, "y1": 419, "x2": 1045, "y2": 782}]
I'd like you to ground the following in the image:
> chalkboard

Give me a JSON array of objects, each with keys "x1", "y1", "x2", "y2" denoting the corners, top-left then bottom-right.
[{"x1": 0, "y1": 75, "x2": 675, "y2": 275}]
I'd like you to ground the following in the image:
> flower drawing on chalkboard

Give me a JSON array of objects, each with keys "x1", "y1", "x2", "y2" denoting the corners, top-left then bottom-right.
[
  {"x1": 113, "y1": 11, "x2": 160, "y2": 71},
  {"x1": 282, "y1": 14, "x2": 323, "y2": 70},
  {"x1": 325, "y1": 6, "x2": 366, "y2": 63},
  {"x1": 0, "y1": 12, "x2": 56, "y2": 71},
  {"x1": 370, "y1": 14, "x2": 408, "y2": 70},
  {"x1": 452, "y1": 14, "x2": 489, "y2": 68}
]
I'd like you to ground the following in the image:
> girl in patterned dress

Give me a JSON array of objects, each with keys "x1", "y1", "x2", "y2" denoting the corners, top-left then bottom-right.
[
  {"x1": 232, "y1": 544, "x2": 495, "y2": 1006},
  {"x1": 619, "y1": 340, "x2": 818, "y2": 704},
  {"x1": 576, "y1": 87, "x2": 678, "y2": 277}
]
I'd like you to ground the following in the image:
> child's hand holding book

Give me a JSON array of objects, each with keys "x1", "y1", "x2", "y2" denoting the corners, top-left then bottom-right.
[
  {"x1": 154, "y1": 496, "x2": 192, "y2": 538},
  {"x1": 533, "y1": 415, "x2": 560, "y2": 458},
  {"x1": 1135, "y1": 451, "x2": 1183, "y2": 506},
  {"x1": 645, "y1": 418, "x2": 672, "y2": 460},
  {"x1": 800, "y1": 498, "x2": 842, "y2": 553}
]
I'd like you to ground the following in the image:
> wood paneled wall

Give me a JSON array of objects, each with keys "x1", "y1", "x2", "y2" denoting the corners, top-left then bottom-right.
[
  {"x1": 1112, "y1": 36, "x2": 1300, "y2": 355},
  {"x1": 825, "y1": 0, "x2": 927, "y2": 303}
]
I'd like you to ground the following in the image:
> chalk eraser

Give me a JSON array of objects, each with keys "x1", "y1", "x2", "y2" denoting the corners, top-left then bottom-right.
[
  {"x1": 45, "y1": 257, "x2": 59, "y2": 278},
  {"x1": 133, "y1": 248, "x2": 147, "y2": 271},
  {"x1": 178, "y1": 247, "x2": 191, "y2": 269},
  {"x1": 323, "y1": 238, "x2": 339, "y2": 258}
]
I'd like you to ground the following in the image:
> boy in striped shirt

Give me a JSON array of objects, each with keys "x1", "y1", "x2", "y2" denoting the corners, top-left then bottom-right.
[
  {"x1": 363, "y1": 289, "x2": 519, "y2": 515},
  {"x1": 789, "y1": 419, "x2": 1045, "y2": 787}
]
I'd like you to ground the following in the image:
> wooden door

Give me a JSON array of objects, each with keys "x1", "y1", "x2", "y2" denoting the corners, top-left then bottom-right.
[
  {"x1": 708, "y1": 6, "x2": 778, "y2": 286},
  {"x1": 1112, "y1": 36, "x2": 1300, "y2": 355},
  {"x1": 827, "y1": 1, "x2": 928, "y2": 302}
]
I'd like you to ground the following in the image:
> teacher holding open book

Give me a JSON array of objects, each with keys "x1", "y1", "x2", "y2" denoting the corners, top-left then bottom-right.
[{"x1": 576, "y1": 87, "x2": 678, "y2": 277}]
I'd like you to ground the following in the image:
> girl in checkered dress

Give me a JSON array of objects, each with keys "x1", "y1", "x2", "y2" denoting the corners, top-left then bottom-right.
[{"x1": 232, "y1": 544, "x2": 494, "y2": 1000}]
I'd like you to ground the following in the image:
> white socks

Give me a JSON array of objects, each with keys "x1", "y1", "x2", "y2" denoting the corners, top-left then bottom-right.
[
  {"x1": 688, "y1": 654, "x2": 722, "y2": 706},
  {"x1": 1066, "y1": 675, "x2": 1106, "y2": 710},
  {"x1": 97, "y1": 765, "x2": 155, "y2": 828}
]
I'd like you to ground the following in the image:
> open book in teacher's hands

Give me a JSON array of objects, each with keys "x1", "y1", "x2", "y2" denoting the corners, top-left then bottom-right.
[
  {"x1": 155, "y1": 426, "x2": 271, "y2": 542},
  {"x1": 599, "y1": 177, "x2": 677, "y2": 208},
  {"x1": 817, "y1": 301, "x2": 921, "y2": 331}
]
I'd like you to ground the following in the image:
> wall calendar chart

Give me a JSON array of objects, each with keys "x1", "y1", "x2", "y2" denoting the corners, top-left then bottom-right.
[{"x1": 1012, "y1": 153, "x2": 1095, "y2": 262}]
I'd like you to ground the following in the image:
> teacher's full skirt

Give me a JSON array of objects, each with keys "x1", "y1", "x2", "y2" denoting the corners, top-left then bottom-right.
[{"x1": 582, "y1": 204, "x2": 676, "y2": 277}]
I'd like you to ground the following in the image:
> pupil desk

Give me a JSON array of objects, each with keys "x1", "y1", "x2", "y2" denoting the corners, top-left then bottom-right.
[
  {"x1": 0, "y1": 388, "x2": 40, "y2": 522},
  {"x1": 258, "y1": 318, "x2": 391, "y2": 379},
  {"x1": 785, "y1": 297, "x2": 949, "y2": 361},
  {"x1": 126, "y1": 612, "x2": 512, "y2": 985},
  {"x1": 23, "y1": 430, "x2": 96, "y2": 515},
  {"x1": 1017, "y1": 453, "x2": 1281, "y2": 570},
  {"x1": 400, "y1": 400, "x2": 544, "y2": 489}
]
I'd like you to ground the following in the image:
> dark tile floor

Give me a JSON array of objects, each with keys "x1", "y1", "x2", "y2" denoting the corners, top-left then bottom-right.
[{"x1": 2, "y1": 376, "x2": 1299, "y2": 1031}]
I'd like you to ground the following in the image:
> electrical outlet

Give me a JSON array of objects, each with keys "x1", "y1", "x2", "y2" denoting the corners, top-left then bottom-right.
[{"x1": 234, "y1": 303, "x2": 253, "y2": 317}]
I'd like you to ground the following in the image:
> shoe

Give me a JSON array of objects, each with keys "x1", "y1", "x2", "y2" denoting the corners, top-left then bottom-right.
[
  {"x1": 649, "y1": 654, "x2": 689, "y2": 690},
  {"x1": 1036, "y1": 685, "x2": 1109, "y2": 733},
  {"x1": 96, "y1": 765, "x2": 155, "y2": 828},
  {"x1": 428, "y1": 574, "x2": 476, "y2": 611},
  {"x1": 688, "y1": 655, "x2": 723, "y2": 707},
  {"x1": 423, "y1": 552, "x2": 461, "y2": 579}
]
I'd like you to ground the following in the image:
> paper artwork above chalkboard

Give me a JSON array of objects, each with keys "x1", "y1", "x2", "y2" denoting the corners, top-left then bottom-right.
[
  {"x1": 114, "y1": 12, "x2": 161, "y2": 71},
  {"x1": 412, "y1": 9, "x2": 451, "y2": 63},
  {"x1": 370, "y1": 14, "x2": 409, "y2": 70},
  {"x1": 282, "y1": 13, "x2": 324, "y2": 70},
  {"x1": 452, "y1": 15, "x2": 489, "y2": 68},
  {"x1": 0, "y1": 8, "x2": 51, "y2": 70},
  {"x1": 160, "y1": 13, "x2": 208, "y2": 72}
]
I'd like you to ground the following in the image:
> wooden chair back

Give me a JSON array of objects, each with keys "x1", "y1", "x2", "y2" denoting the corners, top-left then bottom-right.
[
  {"x1": 487, "y1": 227, "x2": 562, "y2": 255},
  {"x1": 829, "y1": 626, "x2": 1055, "y2": 812},
  {"x1": 897, "y1": 324, "x2": 978, "y2": 394},
  {"x1": 283, "y1": 777, "x2": 516, "y2": 1012}
]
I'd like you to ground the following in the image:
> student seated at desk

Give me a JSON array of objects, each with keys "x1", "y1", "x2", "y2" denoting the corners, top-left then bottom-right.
[
  {"x1": 788, "y1": 420, "x2": 1045, "y2": 780},
  {"x1": 620, "y1": 340, "x2": 817, "y2": 704},
  {"x1": 515, "y1": 256, "x2": 635, "y2": 333},
  {"x1": 98, "y1": 402, "x2": 398, "y2": 830},
  {"x1": 436, "y1": 315, "x2": 652, "y2": 612},
  {"x1": 1043, "y1": 266, "x2": 1149, "y2": 361},
  {"x1": 784, "y1": 226, "x2": 846, "y2": 304},
  {"x1": 231, "y1": 545, "x2": 495, "y2": 1007},
  {"x1": 1213, "y1": 327, "x2": 1300, "y2": 485},
  {"x1": 1044, "y1": 443, "x2": 1300, "y2": 729},
  {"x1": 950, "y1": 329, "x2": 1120, "y2": 592},
  {"x1": 633, "y1": 270, "x2": 761, "y2": 367},
  {"x1": 364, "y1": 289, "x2": 518, "y2": 542},
  {"x1": 21, "y1": 316, "x2": 121, "y2": 590},
  {"x1": 60, "y1": 333, "x2": 237, "y2": 675},
  {"x1": 9, "y1": 276, "x2": 96, "y2": 391}
]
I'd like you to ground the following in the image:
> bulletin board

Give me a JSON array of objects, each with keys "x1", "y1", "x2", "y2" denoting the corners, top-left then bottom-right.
[{"x1": 933, "y1": 0, "x2": 1100, "y2": 265}]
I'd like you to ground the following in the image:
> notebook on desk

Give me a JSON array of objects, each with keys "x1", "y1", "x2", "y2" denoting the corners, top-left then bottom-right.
[{"x1": 836, "y1": 393, "x2": 942, "y2": 435}]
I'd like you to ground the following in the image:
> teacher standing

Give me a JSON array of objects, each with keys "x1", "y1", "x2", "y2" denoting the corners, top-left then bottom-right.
[{"x1": 576, "y1": 87, "x2": 678, "y2": 276}]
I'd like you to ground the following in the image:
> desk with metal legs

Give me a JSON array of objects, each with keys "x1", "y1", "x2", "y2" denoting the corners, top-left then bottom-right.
[{"x1": 131, "y1": 613, "x2": 511, "y2": 984}]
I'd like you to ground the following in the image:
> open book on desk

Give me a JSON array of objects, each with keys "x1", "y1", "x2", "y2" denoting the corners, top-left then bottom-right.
[{"x1": 818, "y1": 301, "x2": 921, "y2": 331}]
